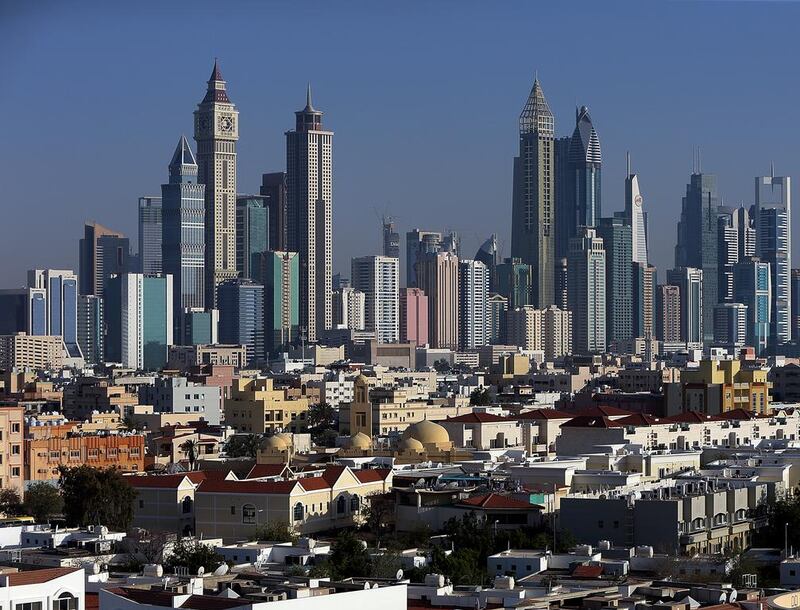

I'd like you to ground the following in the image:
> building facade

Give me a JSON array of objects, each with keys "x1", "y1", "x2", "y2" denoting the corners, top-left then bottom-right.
[
  {"x1": 332, "y1": 286, "x2": 365, "y2": 331},
  {"x1": 667, "y1": 267, "x2": 704, "y2": 347},
  {"x1": 260, "y1": 171, "x2": 287, "y2": 252},
  {"x1": 399, "y1": 287, "x2": 428, "y2": 346},
  {"x1": 734, "y1": 257, "x2": 772, "y2": 354},
  {"x1": 597, "y1": 215, "x2": 633, "y2": 346},
  {"x1": 27, "y1": 269, "x2": 82, "y2": 359},
  {"x1": 352, "y1": 255, "x2": 399, "y2": 344},
  {"x1": 236, "y1": 195, "x2": 269, "y2": 280},
  {"x1": 77, "y1": 294, "x2": 103, "y2": 364},
  {"x1": 217, "y1": 278, "x2": 264, "y2": 365},
  {"x1": 415, "y1": 251, "x2": 459, "y2": 349},
  {"x1": 567, "y1": 227, "x2": 606, "y2": 354},
  {"x1": 625, "y1": 154, "x2": 648, "y2": 265},
  {"x1": 79, "y1": 222, "x2": 129, "y2": 297},
  {"x1": 138, "y1": 196, "x2": 163, "y2": 275},
  {"x1": 458, "y1": 259, "x2": 489, "y2": 351}
]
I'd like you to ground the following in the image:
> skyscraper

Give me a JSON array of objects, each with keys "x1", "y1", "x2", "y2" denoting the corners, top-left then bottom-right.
[
  {"x1": 569, "y1": 106, "x2": 602, "y2": 229},
  {"x1": 597, "y1": 215, "x2": 633, "y2": 346},
  {"x1": 415, "y1": 251, "x2": 459, "y2": 349},
  {"x1": 286, "y1": 86, "x2": 333, "y2": 342},
  {"x1": 161, "y1": 135, "x2": 206, "y2": 326},
  {"x1": 406, "y1": 229, "x2": 442, "y2": 288},
  {"x1": 399, "y1": 288, "x2": 428, "y2": 346},
  {"x1": 755, "y1": 171, "x2": 791, "y2": 345},
  {"x1": 79, "y1": 222, "x2": 129, "y2": 297},
  {"x1": 458, "y1": 259, "x2": 489, "y2": 351},
  {"x1": 236, "y1": 195, "x2": 269, "y2": 279},
  {"x1": 474, "y1": 235, "x2": 498, "y2": 293},
  {"x1": 0, "y1": 288, "x2": 45, "y2": 336},
  {"x1": 257, "y1": 251, "x2": 299, "y2": 355},
  {"x1": 217, "y1": 278, "x2": 264, "y2": 365},
  {"x1": 734, "y1": 257, "x2": 771, "y2": 355},
  {"x1": 736, "y1": 205, "x2": 756, "y2": 260},
  {"x1": 511, "y1": 77, "x2": 554, "y2": 308},
  {"x1": 713, "y1": 303, "x2": 748, "y2": 350},
  {"x1": 27, "y1": 269, "x2": 82, "y2": 359},
  {"x1": 382, "y1": 217, "x2": 400, "y2": 259},
  {"x1": 624, "y1": 154, "x2": 648, "y2": 266},
  {"x1": 352, "y1": 255, "x2": 399, "y2": 344},
  {"x1": 138, "y1": 197, "x2": 163, "y2": 275},
  {"x1": 260, "y1": 172, "x2": 288, "y2": 252},
  {"x1": 77, "y1": 294, "x2": 103, "y2": 365},
  {"x1": 667, "y1": 267, "x2": 704, "y2": 347},
  {"x1": 567, "y1": 227, "x2": 606, "y2": 354},
  {"x1": 496, "y1": 257, "x2": 532, "y2": 310},
  {"x1": 792, "y1": 269, "x2": 800, "y2": 340},
  {"x1": 194, "y1": 61, "x2": 239, "y2": 308},
  {"x1": 675, "y1": 172, "x2": 719, "y2": 344},
  {"x1": 332, "y1": 287, "x2": 365, "y2": 331},
  {"x1": 633, "y1": 262, "x2": 656, "y2": 340},
  {"x1": 656, "y1": 284, "x2": 681, "y2": 344},
  {"x1": 717, "y1": 206, "x2": 740, "y2": 303}
]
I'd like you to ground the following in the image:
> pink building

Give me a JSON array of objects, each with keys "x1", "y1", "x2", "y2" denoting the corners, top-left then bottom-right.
[{"x1": 399, "y1": 287, "x2": 428, "y2": 346}]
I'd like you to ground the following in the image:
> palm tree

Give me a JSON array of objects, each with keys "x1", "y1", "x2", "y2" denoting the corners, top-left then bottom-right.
[{"x1": 180, "y1": 439, "x2": 199, "y2": 471}]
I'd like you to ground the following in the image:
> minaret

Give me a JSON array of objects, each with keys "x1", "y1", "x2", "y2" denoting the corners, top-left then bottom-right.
[
  {"x1": 286, "y1": 84, "x2": 334, "y2": 342},
  {"x1": 511, "y1": 77, "x2": 555, "y2": 308},
  {"x1": 194, "y1": 60, "x2": 239, "y2": 308}
]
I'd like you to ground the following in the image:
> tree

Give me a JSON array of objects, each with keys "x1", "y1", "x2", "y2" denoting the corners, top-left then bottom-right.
[
  {"x1": 0, "y1": 488, "x2": 22, "y2": 517},
  {"x1": 180, "y1": 439, "x2": 199, "y2": 471},
  {"x1": 361, "y1": 493, "x2": 395, "y2": 547},
  {"x1": 59, "y1": 465, "x2": 137, "y2": 530},
  {"x1": 433, "y1": 359, "x2": 451, "y2": 373},
  {"x1": 469, "y1": 387, "x2": 491, "y2": 406},
  {"x1": 307, "y1": 402, "x2": 338, "y2": 447},
  {"x1": 327, "y1": 530, "x2": 372, "y2": 579},
  {"x1": 223, "y1": 434, "x2": 261, "y2": 458},
  {"x1": 23, "y1": 482, "x2": 64, "y2": 523},
  {"x1": 164, "y1": 538, "x2": 224, "y2": 574},
  {"x1": 250, "y1": 521, "x2": 298, "y2": 544}
]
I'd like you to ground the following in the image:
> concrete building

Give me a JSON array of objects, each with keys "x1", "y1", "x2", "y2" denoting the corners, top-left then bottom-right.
[
  {"x1": 127, "y1": 471, "x2": 206, "y2": 536},
  {"x1": 77, "y1": 294, "x2": 103, "y2": 364},
  {"x1": 399, "y1": 287, "x2": 427, "y2": 346},
  {"x1": 138, "y1": 196, "x2": 163, "y2": 275},
  {"x1": 225, "y1": 378, "x2": 309, "y2": 435},
  {"x1": 676, "y1": 358, "x2": 771, "y2": 415},
  {"x1": 140, "y1": 377, "x2": 222, "y2": 425},
  {"x1": 260, "y1": 171, "x2": 287, "y2": 252},
  {"x1": 657, "y1": 284, "x2": 681, "y2": 343},
  {"x1": 458, "y1": 259, "x2": 489, "y2": 351},
  {"x1": 415, "y1": 251, "x2": 459, "y2": 349},
  {"x1": 0, "y1": 567, "x2": 83, "y2": 610},
  {"x1": 0, "y1": 406, "x2": 24, "y2": 493},
  {"x1": 438, "y1": 412, "x2": 521, "y2": 449},
  {"x1": 487, "y1": 293, "x2": 508, "y2": 344},
  {"x1": 625, "y1": 153, "x2": 648, "y2": 266},
  {"x1": 505, "y1": 305, "x2": 576, "y2": 359},
  {"x1": 497, "y1": 257, "x2": 532, "y2": 310},
  {"x1": 734, "y1": 257, "x2": 772, "y2": 355},
  {"x1": 568, "y1": 227, "x2": 606, "y2": 354},
  {"x1": 332, "y1": 286, "x2": 365, "y2": 331},
  {"x1": 597, "y1": 215, "x2": 633, "y2": 345},
  {"x1": 406, "y1": 228, "x2": 443, "y2": 288},
  {"x1": 27, "y1": 269, "x2": 82, "y2": 360},
  {"x1": 0, "y1": 333, "x2": 63, "y2": 370},
  {"x1": 167, "y1": 344, "x2": 247, "y2": 370},
  {"x1": 352, "y1": 255, "x2": 399, "y2": 344},
  {"x1": 667, "y1": 267, "x2": 703, "y2": 347},
  {"x1": 633, "y1": 262, "x2": 656, "y2": 340},
  {"x1": 713, "y1": 302, "x2": 748, "y2": 349}
]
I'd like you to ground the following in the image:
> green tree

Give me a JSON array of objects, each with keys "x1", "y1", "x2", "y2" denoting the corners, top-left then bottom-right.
[
  {"x1": 164, "y1": 539, "x2": 224, "y2": 574},
  {"x1": 58, "y1": 465, "x2": 137, "y2": 530},
  {"x1": 469, "y1": 387, "x2": 491, "y2": 406},
  {"x1": 433, "y1": 359, "x2": 451, "y2": 373},
  {"x1": 307, "y1": 402, "x2": 338, "y2": 447},
  {"x1": 0, "y1": 488, "x2": 22, "y2": 517},
  {"x1": 23, "y1": 482, "x2": 64, "y2": 523},
  {"x1": 180, "y1": 439, "x2": 199, "y2": 471},
  {"x1": 223, "y1": 434, "x2": 261, "y2": 458},
  {"x1": 250, "y1": 521, "x2": 298, "y2": 544},
  {"x1": 327, "y1": 530, "x2": 372, "y2": 579}
]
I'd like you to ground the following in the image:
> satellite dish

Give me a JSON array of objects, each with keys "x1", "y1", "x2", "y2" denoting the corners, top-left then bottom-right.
[
  {"x1": 395, "y1": 569, "x2": 404, "y2": 580},
  {"x1": 213, "y1": 564, "x2": 229, "y2": 576},
  {"x1": 197, "y1": 566, "x2": 205, "y2": 576}
]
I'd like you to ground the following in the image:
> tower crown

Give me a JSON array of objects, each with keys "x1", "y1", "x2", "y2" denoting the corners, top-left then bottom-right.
[
  {"x1": 202, "y1": 59, "x2": 231, "y2": 104},
  {"x1": 519, "y1": 77, "x2": 553, "y2": 136},
  {"x1": 295, "y1": 83, "x2": 323, "y2": 132},
  {"x1": 169, "y1": 135, "x2": 198, "y2": 183},
  {"x1": 568, "y1": 105, "x2": 602, "y2": 165}
]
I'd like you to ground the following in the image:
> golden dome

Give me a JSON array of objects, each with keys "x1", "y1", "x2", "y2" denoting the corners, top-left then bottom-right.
[
  {"x1": 275, "y1": 432, "x2": 293, "y2": 447},
  {"x1": 402, "y1": 419, "x2": 450, "y2": 445},
  {"x1": 350, "y1": 432, "x2": 372, "y2": 450},
  {"x1": 399, "y1": 437, "x2": 424, "y2": 452},
  {"x1": 354, "y1": 374, "x2": 370, "y2": 385},
  {"x1": 260, "y1": 435, "x2": 288, "y2": 450}
]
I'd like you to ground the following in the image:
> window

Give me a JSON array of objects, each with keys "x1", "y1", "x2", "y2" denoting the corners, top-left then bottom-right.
[
  {"x1": 182, "y1": 496, "x2": 193, "y2": 514},
  {"x1": 293, "y1": 502, "x2": 304, "y2": 521},
  {"x1": 242, "y1": 504, "x2": 256, "y2": 524},
  {"x1": 53, "y1": 593, "x2": 78, "y2": 610},
  {"x1": 139, "y1": 500, "x2": 144, "y2": 509},
  {"x1": 11, "y1": 423, "x2": 20, "y2": 433},
  {"x1": 337, "y1": 495, "x2": 346, "y2": 514},
  {"x1": 17, "y1": 603, "x2": 43, "y2": 610},
  {"x1": 11, "y1": 445, "x2": 20, "y2": 455},
  {"x1": 350, "y1": 495, "x2": 360, "y2": 512},
  {"x1": 230, "y1": 505, "x2": 236, "y2": 515},
  {"x1": 11, "y1": 467, "x2": 19, "y2": 477}
]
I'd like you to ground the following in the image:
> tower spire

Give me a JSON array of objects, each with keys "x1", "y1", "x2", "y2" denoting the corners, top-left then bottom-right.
[
  {"x1": 305, "y1": 83, "x2": 315, "y2": 112},
  {"x1": 626, "y1": 151, "x2": 631, "y2": 177},
  {"x1": 209, "y1": 58, "x2": 224, "y2": 82}
]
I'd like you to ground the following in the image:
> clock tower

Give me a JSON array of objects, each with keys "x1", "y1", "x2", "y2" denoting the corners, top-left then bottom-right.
[{"x1": 194, "y1": 60, "x2": 239, "y2": 308}]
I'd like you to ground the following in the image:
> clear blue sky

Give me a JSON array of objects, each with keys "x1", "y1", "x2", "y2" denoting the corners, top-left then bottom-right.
[{"x1": 1, "y1": 1, "x2": 797, "y2": 286}]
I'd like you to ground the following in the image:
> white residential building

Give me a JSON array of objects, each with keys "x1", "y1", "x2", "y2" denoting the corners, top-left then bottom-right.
[
  {"x1": 351, "y1": 256, "x2": 399, "y2": 344},
  {"x1": 458, "y1": 259, "x2": 489, "y2": 351}
]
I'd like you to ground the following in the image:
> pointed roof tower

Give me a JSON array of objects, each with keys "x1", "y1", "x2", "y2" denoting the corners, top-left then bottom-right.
[
  {"x1": 202, "y1": 59, "x2": 231, "y2": 104},
  {"x1": 169, "y1": 135, "x2": 198, "y2": 182},
  {"x1": 209, "y1": 58, "x2": 224, "y2": 83},
  {"x1": 569, "y1": 105, "x2": 602, "y2": 165},
  {"x1": 295, "y1": 83, "x2": 323, "y2": 132},
  {"x1": 519, "y1": 76, "x2": 554, "y2": 136},
  {"x1": 304, "y1": 83, "x2": 316, "y2": 112}
]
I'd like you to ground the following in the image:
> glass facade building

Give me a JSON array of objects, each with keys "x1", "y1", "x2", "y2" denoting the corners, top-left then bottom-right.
[
  {"x1": 236, "y1": 195, "x2": 269, "y2": 280},
  {"x1": 138, "y1": 196, "x2": 163, "y2": 275},
  {"x1": 218, "y1": 278, "x2": 265, "y2": 365},
  {"x1": 257, "y1": 251, "x2": 299, "y2": 355}
]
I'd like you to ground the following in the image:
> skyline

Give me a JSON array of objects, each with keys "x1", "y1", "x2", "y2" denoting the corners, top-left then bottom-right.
[{"x1": 2, "y1": 2, "x2": 799, "y2": 287}]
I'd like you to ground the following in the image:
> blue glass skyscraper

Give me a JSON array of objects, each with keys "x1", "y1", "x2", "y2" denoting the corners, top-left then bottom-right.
[
  {"x1": 218, "y1": 278, "x2": 264, "y2": 365},
  {"x1": 27, "y1": 269, "x2": 82, "y2": 359}
]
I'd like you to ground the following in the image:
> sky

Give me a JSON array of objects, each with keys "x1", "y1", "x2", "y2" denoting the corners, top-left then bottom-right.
[{"x1": 0, "y1": 1, "x2": 798, "y2": 287}]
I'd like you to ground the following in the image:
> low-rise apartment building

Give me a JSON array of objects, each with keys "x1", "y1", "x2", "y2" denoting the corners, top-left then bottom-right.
[{"x1": 225, "y1": 378, "x2": 310, "y2": 435}]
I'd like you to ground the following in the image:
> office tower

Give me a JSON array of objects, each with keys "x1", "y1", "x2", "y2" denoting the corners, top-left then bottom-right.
[
  {"x1": 667, "y1": 267, "x2": 703, "y2": 347},
  {"x1": 161, "y1": 135, "x2": 206, "y2": 324},
  {"x1": 543, "y1": 305, "x2": 573, "y2": 360},
  {"x1": 79, "y1": 222, "x2": 129, "y2": 297},
  {"x1": 351, "y1": 255, "x2": 399, "y2": 344},
  {"x1": 623, "y1": 154, "x2": 648, "y2": 266},
  {"x1": 567, "y1": 228, "x2": 606, "y2": 354},
  {"x1": 194, "y1": 60, "x2": 239, "y2": 308},
  {"x1": 181, "y1": 308, "x2": 219, "y2": 346},
  {"x1": 570, "y1": 106, "x2": 602, "y2": 229},
  {"x1": 415, "y1": 251, "x2": 459, "y2": 349},
  {"x1": 236, "y1": 195, "x2": 269, "y2": 279},
  {"x1": 657, "y1": 284, "x2": 682, "y2": 343},
  {"x1": 27, "y1": 269, "x2": 82, "y2": 359},
  {"x1": 382, "y1": 217, "x2": 400, "y2": 259},
  {"x1": 138, "y1": 197, "x2": 162, "y2": 275},
  {"x1": 597, "y1": 215, "x2": 633, "y2": 345},
  {"x1": 554, "y1": 136, "x2": 572, "y2": 263},
  {"x1": 793, "y1": 269, "x2": 800, "y2": 341},
  {"x1": 675, "y1": 172, "x2": 719, "y2": 344},
  {"x1": 286, "y1": 86, "x2": 333, "y2": 342},
  {"x1": 256, "y1": 251, "x2": 299, "y2": 355},
  {"x1": 475, "y1": 235, "x2": 498, "y2": 292},
  {"x1": 399, "y1": 287, "x2": 428, "y2": 346},
  {"x1": 736, "y1": 205, "x2": 756, "y2": 259},
  {"x1": 734, "y1": 257, "x2": 771, "y2": 355},
  {"x1": 714, "y1": 303, "x2": 748, "y2": 349},
  {"x1": 333, "y1": 274, "x2": 349, "y2": 290},
  {"x1": 633, "y1": 262, "x2": 656, "y2": 340},
  {"x1": 555, "y1": 258, "x2": 568, "y2": 311},
  {"x1": 406, "y1": 229, "x2": 442, "y2": 287},
  {"x1": 104, "y1": 273, "x2": 173, "y2": 371},
  {"x1": 486, "y1": 294, "x2": 508, "y2": 345},
  {"x1": 755, "y1": 171, "x2": 791, "y2": 345},
  {"x1": 496, "y1": 257, "x2": 532, "y2": 310},
  {"x1": 217, "y1": 278, "x2": 264, "y2": 365},
  {"x1": 717, "y1": 207, "x2": 739, "y2": 303},
  {"x1": 458, "y1": 259, "x2": 489, "y2": 351},
  {"x1": 332, "y1": 287, "x2": 365, "y2": 331},
  {"x1": 0, "y1": 288, "x2": 45, "y2": 336},
  {"x1": 260, "y1": 172, "x2": 287, "y2": 252},
  {"x1": 511, "y1": 77, "x2": 554, "y2": 308},
  {"x1": 77, "y1": 294, "x2": 103, "y2": 365}
]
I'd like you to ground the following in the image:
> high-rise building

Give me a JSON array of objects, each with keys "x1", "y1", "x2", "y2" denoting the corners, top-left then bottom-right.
[
  {"x1": 406, "y1": 229, "x2": 442, "y2": 288},
  {"x1": 79, "y1": 222, "x2": 129, "y2": 297},
  {"x1": 554, "y1": 136, "x2": 572, "y2": 263},
  {"x1": 667, "y1": 267, "x2": 704, "y2": 347},
  {"x1": 382, "y1": 217, "x2": 400, "y2": 259},
  {"x1": 713, "y1": 303, "x2": 748, "y2": 349},
  {"x1": 505, "y1": 305, "x2": 571, "y2": 360},
  {"x1": 486, "y1": 293, "x2": 508, "y2": 345},
  {"x1": 399, "y1": 288, "x2": 428, "y2": 346},
  {"x1": 624, "y1": 153, "x2": 648, "y2": 266},
  {"x1": 734, "y1": 257, "x2": 771, "y2": 355},
  {"x1": 657, "y1": 284, "x2": 682, "y2": 344},
  {"x1": 194, "y1": 61, "x2": 239, "y2": 308},
  {"x1": 181, "y1": 308, "x2": 218, "y2": 346},
  {"x1": 597, "y1": 215, "x2": 633, "y2": 345},
  {"x1": 543, "y1": 305, "x2": 572, "y2": 361},
  {"x1": 675, "y1": 172, "x2": 719, "y2": 344},
  {"x1": 415, "y1": 251, "x2": 459, "y2": 349},
  {"x1": 217, "y1": 278, "x2": 264, "y2": 365},
  {"x1": 755, "y1": 172, "x2": 791, "y2": 345},
  {"x1": 496, "y1": 257, "x2": 532, "y2": 310},
  {"x1": 506, "y1": 306, "x2": 541, "y2": 352},
  {"x1": 235, "y1": 195, "x2": 269, "y2": 279},
  {"x1": 161, "y1": 135, "x2": 206, "y2": 324},
  {"x1": 717, "y1": 206, "x2": 740, "y2": 303},
  {"x1": 77, "y1": 294, "x2": 103, "y2": 364},
  {"x1": 260, "y1": 172, "x2": 287, "y2": 252},
  {"x1": 27, "y1": 269, "x2": 82, "y2": 359},
  {"x1": 569, "y1": 106, "x2": 602, "y2": 230},
  {"x1": 332, "y1": 287, "x2": 365, "y2": 331},
  {"x1": 256, "y1": 251, "x2": 299, "y2": 355},
  {"x1": 0, "y1": 288, "x2": 45, "y2": 336},
  {"x1": 511, "y1": 77, "x2": 554, "y2": 308},
  {"x1": 555, "y1": 258, "x2": 568, "y2": 311},
  {"x1": 633, "y1": 262, "x2": 656, "y2": 340},
  {"x1": 736, "y1": 205, "x2": 756, "y2": 260},
  {"x1": 352, "y1": 255, "x2": 399, "y2": 344},
  {"x1": 104, "y1": 273, "x2": 173, "y2": 371},
  {"x1": 792, "y1": 268, "x2": 800, "y2": 341},
  {"x1": 138, "y1": 197, "x2": 162, "y2": 275},
  {"x1": 475, "y1": 235, "x2": 499, "y2": 293},
  {"x1": 286, "y1": 86, "x2": 333, "y2": 342},
  {"x1": 567, "y1": 227, "x2": 606, "y2": 354},
  {"x1": 458, "y1": 259, "x2": 489, "y2": 351}
]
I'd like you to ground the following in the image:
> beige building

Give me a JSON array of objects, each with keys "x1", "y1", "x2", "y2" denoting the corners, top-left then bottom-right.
[
  {"x1": 127, "y1": 471, "x2": 213, "y2": 535},
  {"x1": 617, "y1": 366, "x2": 680, "y2": 393},
  {"x1": 0, "y1": 406, "x2": 24, "y2": 494},
  {"x1": 167, "y1": 344, "x2": 247, "y2": 371},
  {"x1": 673, "y1": 359, "x2": 771, "y2": 415},
  {"x1": 438, "y1": 412, "x2": 521, "y2": 449},
  {"x1": 416, "y1": 251, "x2": 459, "y2": 349},
  {"x1": 0, "y1": 333, "x2": 63, "y2": 371},
  {"x1": 506, "y1": 306, "x2": 572, "y2": 360},
  {"x1": 224, "y1": 378, "x2": 309, "y2": 434}
]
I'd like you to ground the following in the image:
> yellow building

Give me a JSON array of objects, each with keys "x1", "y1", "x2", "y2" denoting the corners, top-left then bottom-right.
[
  {"x1": 224, "y1": 378, "x2": 309, "y2": 434},
  {"x1": 680, "y1": 359, "x2": 771, "y2": 415}
]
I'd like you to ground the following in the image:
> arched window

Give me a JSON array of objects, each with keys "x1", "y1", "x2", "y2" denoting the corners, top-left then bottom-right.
[
  {"x1": 337, "y1": 495, "x2": 346, "y2": 514},
  {"x1": 181, "y1": 496, "x2": 193, "y2": 514},
  {"x1": 53, "y1": 592, "x2": 78, "y2": 610},
  {"x1": 242, "y1": 504, "x2": 256, "y2": 524},
  {"x1": 293, "y1": 502, "x2": 304, "y2": 522},
  {"x1": 350, "y1": 495, "x2": 360, "y2": 513}
]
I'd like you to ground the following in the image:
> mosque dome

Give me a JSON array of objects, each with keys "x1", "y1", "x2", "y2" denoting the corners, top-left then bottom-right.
[{"x1": 402, "y1": 420, "x2": 450, "y2": 445}]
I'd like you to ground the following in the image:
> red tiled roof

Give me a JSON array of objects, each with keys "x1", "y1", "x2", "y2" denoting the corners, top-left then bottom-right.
[
  {"x1": 458, "y1": 493, "x2": 539, "y2": 510},
  {"x1": 571, "y1": 564, "x2": 604, "y2": 578},
  {"x1": 664, "y1": 411, "x2": 723, "y2": 424},
  {"x1": 197, "y1": 479, "x2": 298, "y2": 495},
  {"x1": 615, "y1": 413, "x2": 667, "y2": 426},
  {"x1": 573, "y1": 405, "x2": 635, "y2": 417},
  {"x1": 298, "y1": 477, "x2": 331, "y2": 491},
  {"x1": 561, "y1": 415, "x2": 620, "y2": 429},
  {"x1": 125, "y1": 473, "x2": 205, "y2": 489},
  {"x1": 718, "y1": 408, "x2": 759, "y2": 421},
  {"x1": 245, "y1": 464, "x2": 291, "y2": 479},
  {"x1": 516, "y1": 408, "x2": 574, "y2": 420},
  {"x1": 321, "y1": 465, "x2": 346, "y2": 486},
  {"x1": 85, "y1": 593, "x2": 99, "y2": 610},
  {"x1": 4, "y1": 567, "x2": 81, "y2": 585},
  {"x1": 353, "y1": 468, "x2": 392, "y2": 483},
  {"x1": 442, "y1": 412, "x2": 510, "y2": 423}
]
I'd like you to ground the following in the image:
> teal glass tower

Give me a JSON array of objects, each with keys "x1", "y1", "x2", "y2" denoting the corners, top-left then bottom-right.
[
  {"x1": 236, "y1": 195, "x2": 269, "y2": 279},
  {"x1": 256, "y1": 251, "x2": 300, "y2": 355}
]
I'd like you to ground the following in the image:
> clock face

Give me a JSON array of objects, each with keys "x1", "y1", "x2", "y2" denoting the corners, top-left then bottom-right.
[
  {"x1": 634, "y1": 195, "x2": 643, "y2": 207},
  {"x1": 218, "y1": 115, "x2": 234, "y2": 133},
  {"x1": 197, "y1": 116, "x2": 210, "y2": 132}
]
